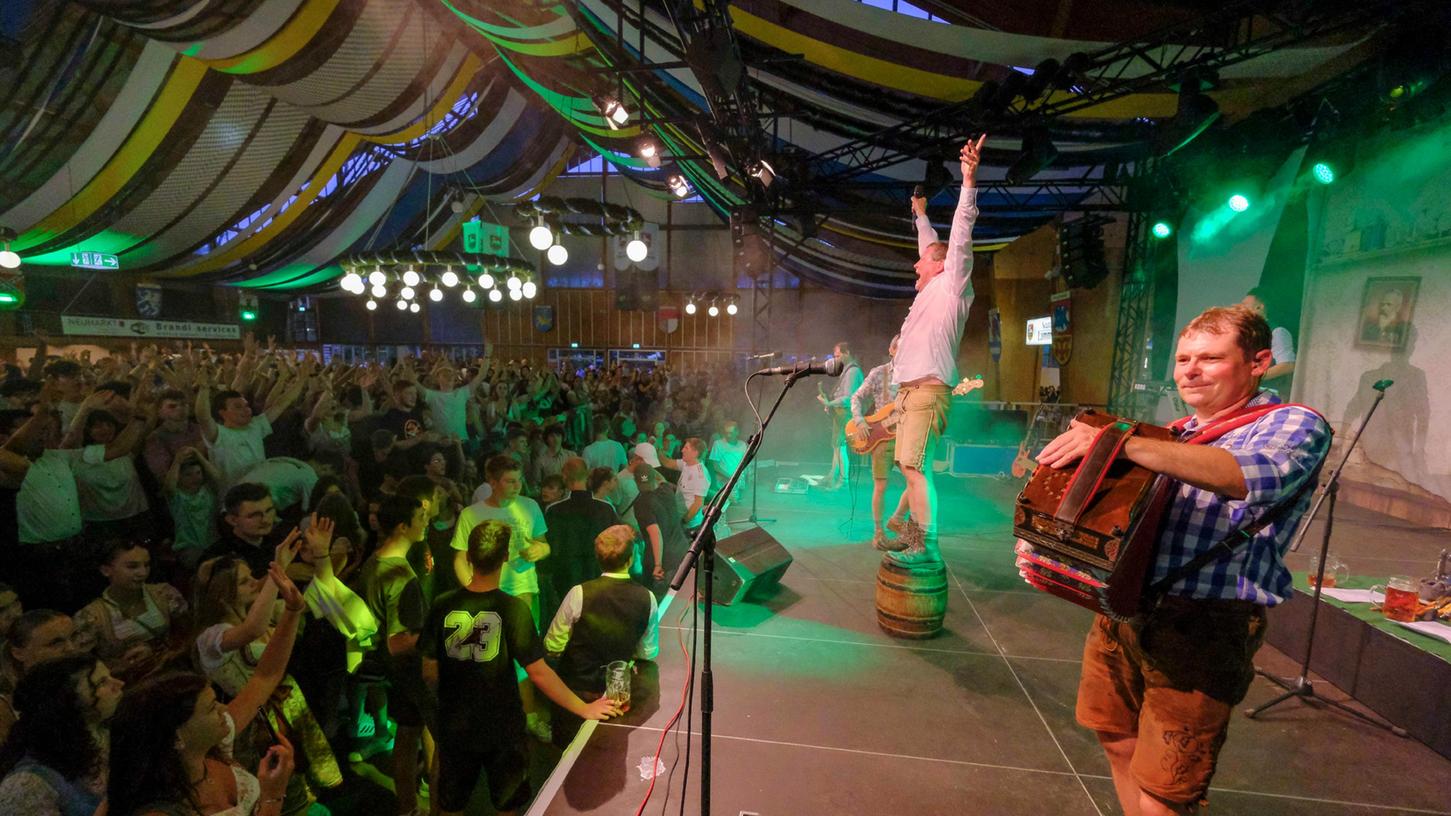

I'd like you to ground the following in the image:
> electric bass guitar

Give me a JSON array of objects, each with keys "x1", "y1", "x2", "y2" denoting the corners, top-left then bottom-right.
[{"x1": 845, "y1": 376, "x2": 984, "y2": 455}]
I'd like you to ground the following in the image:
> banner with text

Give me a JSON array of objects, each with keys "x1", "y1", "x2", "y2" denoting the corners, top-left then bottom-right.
[{"x1": 61, "y1": 315, "x2": 241, "y2": 340}]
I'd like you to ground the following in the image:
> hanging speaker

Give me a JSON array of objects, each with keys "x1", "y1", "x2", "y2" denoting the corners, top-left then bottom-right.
[{"x1": 710, "y1": 526, "x2": 792, "y2": 605}]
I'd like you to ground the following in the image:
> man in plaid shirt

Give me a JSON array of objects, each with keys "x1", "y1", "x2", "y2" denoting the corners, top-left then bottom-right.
[
  {"x1": 848, "y1": 335, "x2": 911, "y2": 551},
  {"x1": 1037, "y1": 305, "x2": 1330, "y2": 815}
]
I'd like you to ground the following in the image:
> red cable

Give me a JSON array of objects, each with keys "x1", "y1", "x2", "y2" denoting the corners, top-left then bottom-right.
[{"x1": 633, "y1": 593, "x2": 697, "y2": 816}]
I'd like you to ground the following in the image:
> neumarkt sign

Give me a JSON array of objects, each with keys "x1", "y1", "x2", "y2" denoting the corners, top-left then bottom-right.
[
  {"x1": 61, "y1": 315, "x2": 240, "y2": 340},
  {"x1": 71, "y1": 251, "x2": 120, "y2": 270}
]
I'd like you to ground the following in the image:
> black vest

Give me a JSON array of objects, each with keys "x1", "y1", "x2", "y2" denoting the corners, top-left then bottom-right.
[{"x1": 558, "y1": 576, "x2": 653, "y2": 690}]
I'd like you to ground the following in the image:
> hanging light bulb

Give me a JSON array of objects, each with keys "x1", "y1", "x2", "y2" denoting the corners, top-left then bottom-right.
[
  {"x1": 506, "y1": 274, "x2": 522, "y2": 291},
  {"x1": 508, "y1": 288, "x2": 523, "y2": 301},
  {"x1": 409, "y1": 302, "x2": 420, "y2": 313},
  {"x1": 371, "y1": 283, "x2": 387, "y2": 299},
  {"x1": 477, "y1": 272, "x2": 495, "y2": 290},
  {"x1": 368, "y1": 269, "x2": 386, "y2": 287},
  {"x1": 546, "y1": 243, "x2": 568, "y2": 266},
  {"x1": 708, "y1": 302, "x2": 720, "y2": 317},
  {"x1": 462, "y1": 287, "x2": 477, "y2": 303},
  {"x1": 341, "y1": 271, "x2": 363, "y2": 292},
  {"x1": 625, "y1": 233, "x2": 648, "y2": 263},
  {"x1": 441, "y1": 267, "x2": 459, "y2": 287},
  {"x1": 488, "y1": 288, "x2": 503, "y2": 303},
  {"x1": 428, "y1": 287, "x2": 443, "y2": 302},
  {"x1": 366, "y1": 299, "x2": 378, "y2": 311},
  {"x1": 685, "y1": 299, "x2": 697, "y2": 315},
  {"x1": 396, "y1": 299, "x2": 408, "y2": 310},
  {"x1": 638, "y1": 137, "x2": 662, "y2": 168},
  {"x1": 402, "y1": 267, "x2": 420, "y2": 287},
  {"x1": 400, "y1": 286, "x2": 416, "y2": 301},
  {"x1": 528, "y1": 219, "x2": 553, "y2": 250},
  {"x1": 522, "y1": 280, "x2": 537, "y2": 299},
  {"x1": 726, "y1": 301, "x2": 738, "y2": 316},
  {"x1": 668, "y1": 174, "x2": 691, "y2": 198}
]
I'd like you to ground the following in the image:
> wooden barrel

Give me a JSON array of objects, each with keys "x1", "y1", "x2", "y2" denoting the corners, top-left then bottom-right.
[{"x1": 875, "y1": 557, "x2": 949, "y2": 639}]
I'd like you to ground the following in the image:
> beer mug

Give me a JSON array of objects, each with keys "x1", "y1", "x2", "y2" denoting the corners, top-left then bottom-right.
[
  {"x1": 1370, "y1": 576, "x2": 1418, "y2": 623},
  {"x1": 1308, "y1": 554, "x2": 1349, "y2": 589},
  {"x1": 605, "y1": 660, "x2": 631, "y2": 711}
]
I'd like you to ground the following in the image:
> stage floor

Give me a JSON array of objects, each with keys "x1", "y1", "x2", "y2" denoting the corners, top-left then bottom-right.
[{"x1": 528, "y1": 471, "x2": 1451, "y2": 816}]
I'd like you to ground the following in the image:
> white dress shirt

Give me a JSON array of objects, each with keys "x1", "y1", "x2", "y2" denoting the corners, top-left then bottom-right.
[{"x1": 892, "y1": 186, "x2": 978, "y2": 387}]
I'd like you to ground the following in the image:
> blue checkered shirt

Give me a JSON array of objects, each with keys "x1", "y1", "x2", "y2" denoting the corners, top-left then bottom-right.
[{"x1": 1152, "y1": 391, "x2": 1330, "y2": 606}]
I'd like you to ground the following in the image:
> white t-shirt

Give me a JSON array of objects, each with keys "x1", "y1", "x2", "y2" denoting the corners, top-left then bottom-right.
[
  {"x1": 422, "y1": 387, "x2": 470, "y2": 440},
  {"x1": 73, "y1": 454, "x2": 150, "y2": 521},
  {"x1": 17, "y1": 446, "x2": 102, "y2": 543},
  {"x1": 678, "y1": 462, "x2": 710, "y2": 528},
  {"x1": 892, "y1": 186, "x2": 978, "y2": 387},
  {"x1": 708, "y1": 438, "x2": 747, "y2": 480},
  {"x1": 583, "y1": 439, "x2": 628, "y2": 473},
  {"x1": 450, "y1": 497, "x2": 548, "y2": 597},
  {"x1": 209, "y1": 415, "x2": 274, "y2": 487},
  {"x1": 1271, "y1": 326, "x2": 1296, "y2": 365},
  {"x1": 241, "y1": 457, "x2": 319, "y2": 512}
]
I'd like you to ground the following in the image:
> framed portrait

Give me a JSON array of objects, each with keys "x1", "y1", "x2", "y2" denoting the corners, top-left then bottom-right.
[{"x1": 1356, "y1": 276, "x2": 1418, "y2": 350}]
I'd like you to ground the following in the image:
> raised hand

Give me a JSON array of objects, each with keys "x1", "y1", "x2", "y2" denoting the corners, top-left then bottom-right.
[
  {"x1": 256, "y1": 735, "x2": 296, "y2": 802},
  {"x1": 960, "y1": 134, "x2": 987, "y2": 182},
  {"x1": 269, "y1": 562, "x2": 304, "y2": 610},
  {"x1": 302, "y1": 513, "x2": 335, "y2": 561},
  {"x1": 274, "y1": 528, "x2": 303, "y2": 570}
]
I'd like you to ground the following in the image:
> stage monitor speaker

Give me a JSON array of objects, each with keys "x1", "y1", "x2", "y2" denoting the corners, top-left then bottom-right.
[{"x1": 710, "y1": 526, "x2": 792, "y2": 605}]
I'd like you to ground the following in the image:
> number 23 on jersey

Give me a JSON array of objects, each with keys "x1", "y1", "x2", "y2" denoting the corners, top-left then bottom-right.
[{"x1": 444, "y1": 610, "x2": 502, "y2": 662}]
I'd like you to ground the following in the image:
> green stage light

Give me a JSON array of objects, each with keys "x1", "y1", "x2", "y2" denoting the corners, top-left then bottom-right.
[
  {"x1": 1151, "y1": 221, "x2": 1173, "y2": 239},
  {"x1": 0, "y1": 291, "x2": 19, "y2": 307},
  {"x1": 240, "y1": 309, "x2": 258, "y2": 321},
  {"x1": 1228, "y1": 194, "x2": 1250, "y2": 212},
  {"x1": 1312, "y1": 162, "x2": 1336, "y2": 184}
]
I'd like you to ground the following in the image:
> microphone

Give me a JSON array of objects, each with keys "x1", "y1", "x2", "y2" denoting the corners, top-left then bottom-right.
[
  {"x1": 755, "y1": 357, "x2": 845, "y2": 377},
  {"x1": 1373, "y1": 379, "x2": 1394, "y2": 392},
  {"x1": 912, "y1": 184, "x2": 925, "y2": 198}
]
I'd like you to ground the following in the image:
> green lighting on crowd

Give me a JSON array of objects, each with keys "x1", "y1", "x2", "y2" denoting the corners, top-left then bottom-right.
[
  {"x1": 1311, "y1": 162, "x2": 1336, "y2": 184},
  {"x1": 240, "y1": 309, "x2": 258, "y2": 321},
  {"x1": 1151, "y1": 221, "x2": 1173, "y2": 239},
  {"x1": 1228, "y1": 194, "x2": 1250, "y2": 212}
]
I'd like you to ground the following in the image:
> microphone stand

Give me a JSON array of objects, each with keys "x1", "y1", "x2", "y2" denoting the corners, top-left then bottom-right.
[
  {"x1": 744, "y1": 371, "x2": 776, "y2": 526},
  {"x1": 669, "y1": 367, "x2": 806, "y2": 816},
  {"x1": 1245, "y1": 380, "x2": 1406, "y2": 735}
]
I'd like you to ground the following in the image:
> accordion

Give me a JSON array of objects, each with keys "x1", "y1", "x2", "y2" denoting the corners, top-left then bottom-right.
[{"x1": 1012, "y1": 410, "x2": 1176, "y2": 620}]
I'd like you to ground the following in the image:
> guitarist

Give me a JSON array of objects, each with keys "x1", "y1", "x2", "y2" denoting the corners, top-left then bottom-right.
[
  {"x1": 849, "y1": 335, "x2": 912, "y2": 551},
  {"x1": 1036, "y1": 305, "x2": 1329, "y2": 816},
  {"x1": 817, "y1": 342, "x2": 863, "y2": 490},
  {"x1": 888, "y1": 136, "x2": 985, "y2": 565}
]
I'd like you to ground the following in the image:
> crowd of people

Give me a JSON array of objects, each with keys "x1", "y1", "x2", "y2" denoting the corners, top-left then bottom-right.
[{"x1": 0, "y1": 330, "x2": 755, "y2": 816}]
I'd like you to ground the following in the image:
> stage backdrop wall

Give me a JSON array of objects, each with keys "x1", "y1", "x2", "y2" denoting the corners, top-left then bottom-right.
[{"x1": 1295, "y1": 121, "x2": 1451, "y2": 522}]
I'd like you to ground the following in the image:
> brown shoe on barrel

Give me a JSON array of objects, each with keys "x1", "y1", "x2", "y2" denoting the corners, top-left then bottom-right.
[{"x1": 873, "y1": 532, "x2": 907, "y2": 552}]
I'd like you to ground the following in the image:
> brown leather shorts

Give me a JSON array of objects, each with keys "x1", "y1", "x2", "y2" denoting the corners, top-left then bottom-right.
[{"x1": 1075, "y1": 597, "x2": 1267, "y2": 805}]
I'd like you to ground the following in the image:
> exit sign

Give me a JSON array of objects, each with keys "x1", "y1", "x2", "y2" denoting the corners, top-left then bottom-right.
[{"x1": 71, "y1": 251, "x2": 119, "y2": 270}]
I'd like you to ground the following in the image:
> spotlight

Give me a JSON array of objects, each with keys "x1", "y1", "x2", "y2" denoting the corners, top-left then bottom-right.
[
  {"x1": 371, "y1": 283, "x2": 387, "y2": 298},
  {"x1": 477, "y1": 272, "x2": 495, "y2": 289},
  {"x1": 409, "y1": 302, "x2": 420, "y2": 313},
  {"x1": 441, "y1": 267, "x2": 459, "y2": 287},
  {"x1": 685, "y1": 300, "x2": 697, "y2": 315},
  {"x1": 508, "y1": 288, "x2": 523, "y2": 301},
  {"x1": 341, "y1": 271, "x2": 363, "y2": 292},
  {"x1": 400, "y1": 286, "x2": 416, "y2": 300},
  {"x1": 402, "y1": 268, "x2": 420, "y2": 287},
  {"x1": 1228, "y1": 194, "x2": 1250, "y2": 212},
  {"x1": 528, "y1": 221, "x2": 553, "y2": 250},
  {"x1": 462, "y1": 287, "x2": 477, "y2": 303},
  {"x1": 708, "y1": 302, "x2": 720, "y2": 317},
  {"x1": 488, "y1": 288, "x2": 503, "y2": 303},
  {"x1": 1006, "y1": 128, "x2": 1058, "y2": 184},
  {"x1": 428, "y1": 287, "x2": 443, "y2": 302},
  {"x1": 0, "y1": 249, "x2": 19, "y2": 270},
  {"x1": 547, "y1": 243, "x2": 568, "y2": 266},
  {"x1": 625, "y1": 233, "x2": 648, "y2": 263},
  {"x1": 1151, "y1": 221, "x2": 1173, "y2": 239},
  {"x1": 593, "y1": 95, "x2": 630, "y2": 129},
  {"x1": 747, "y1": 159, "x2": 776, "y2": 188},
  {"x1": 638, "y1": 138, "x2": 662, "y2": 168},
  {"x1": 396, "y1": 299, "x2": 408, "y2": 310},
  {"x1": 1311, "y1": 162, "x2": 1336, "y2": 185},
  {"x1": 506, "y1": 274, "x2": 522, "y2": 290},
  {"x1": 366, "y1": 299, "x2": 378, "y2": 311},
  {"x1": 522, "y1": 280, "x2": 537, "y2": 299},
  {"x1": 368, "y1": 269, "x2": 387, "y2": 287},
  {"x1": 726, "y1": 301, "x2": 738, "y2": 316},
  {"x1": 668, "y1": 174, "x2": 691, "y2": 198}
]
